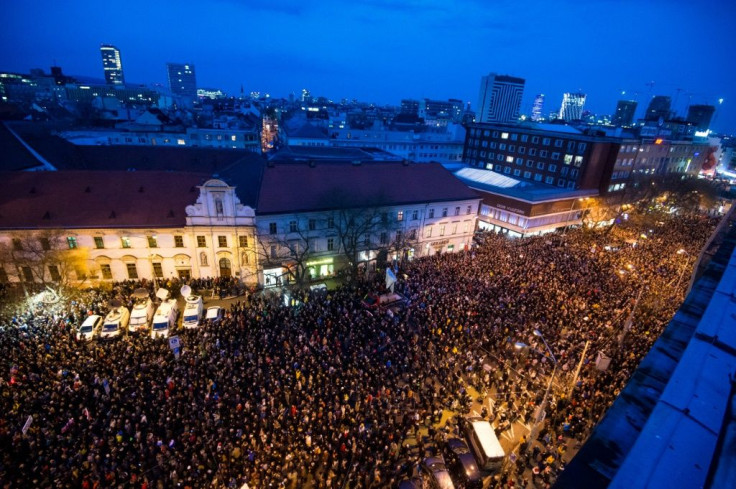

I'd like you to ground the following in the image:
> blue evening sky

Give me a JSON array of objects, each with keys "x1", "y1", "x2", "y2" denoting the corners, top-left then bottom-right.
[{"x1": 2, "y1": 0, "x2": 735, "y2": 133}]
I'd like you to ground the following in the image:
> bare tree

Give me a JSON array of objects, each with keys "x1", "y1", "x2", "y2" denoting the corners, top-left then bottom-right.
[
  {"x1": 0, "y1": 229, "x2": 89, "y2": 298},
  {"x1": 256, "y1": 216, "x2": 315, "y2": 289}
]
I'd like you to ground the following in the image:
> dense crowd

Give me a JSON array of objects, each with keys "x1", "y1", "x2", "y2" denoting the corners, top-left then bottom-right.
[{"x1": 0, "y1": 211, "x2": 720, "y2": 488}]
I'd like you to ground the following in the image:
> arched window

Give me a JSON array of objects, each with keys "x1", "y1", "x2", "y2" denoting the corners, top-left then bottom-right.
[{"x1": 200, "y1": 252, "x2": 208, "y2": 266}]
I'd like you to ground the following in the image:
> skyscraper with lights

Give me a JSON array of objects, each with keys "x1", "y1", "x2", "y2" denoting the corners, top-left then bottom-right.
[
  {"x1": 100, "y1": 44, "x2": 125, "y2": 85},
  {"x1": 167, "y1": 63, "x2": 197, "y2": 105},
  {"x1": 612, "y1": 100, "x2": 637, "y2": 127},
  {"x1": 476, "y1": 73, "x2": 525, "y2": 124},
  {"x1": 531, "y1": 94, "x2": 545, "y2": 121},
  {"x1": 559, "y1": 92, "x2": 586, "y2": 121}
]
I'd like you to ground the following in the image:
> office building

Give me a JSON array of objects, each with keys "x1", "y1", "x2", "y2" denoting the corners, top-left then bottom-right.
[
  {"x1": 612, "y1": 100, "x2": 637, "y2": 127},
  {"x1": 100, "y1": 44, "x2": 125, "y2": 85},
  {"x1": 645, "y1": 95, "x2": 671, "y2": 121},
  {"x1": 167, "y1": 63, "x2": 197, "y2": 105},
  {"x1": 476, "y1": 73, "x2": 525, "y2": 124},
  {"x1": 531, "y1": 94, "x2": 545, "y2": 122},
  {"x1": 686, "y1": 104, "x2": 716, "y2": 131},
  {"x1": 559, "y1": 92, "x2": 586, "y2": 121}
]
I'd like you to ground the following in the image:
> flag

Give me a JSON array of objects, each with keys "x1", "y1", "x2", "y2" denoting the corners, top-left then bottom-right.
[{"x1": 386, "y1": 268, "x2": 397, "y2": 291}]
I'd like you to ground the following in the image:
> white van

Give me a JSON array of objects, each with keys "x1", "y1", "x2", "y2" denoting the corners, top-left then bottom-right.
[
  {"x1": 462, "y1": 417, "x2": 505, "y2": 473},
  {"x1": 151, "y1": 299, "x2": 179, "y2": 339},
  {"x1": 100, "y1": 306, "x2": 130, "y2": 340},
  {"x1": 129, "y1": 289, "x2": 154, "y2": 334},
  {"x1": 77, "y1": 315, "x2": 102, "y2": 341},
  {"x1": 182, "y1": 295, "x2": 203, "y2": 329}
]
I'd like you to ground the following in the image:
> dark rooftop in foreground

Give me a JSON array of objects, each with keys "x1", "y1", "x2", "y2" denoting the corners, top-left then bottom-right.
[
  {"x1": 268, "y1": 145, "x2": 404, "y2": 164},
  {"x1": 257, "y1": 161, "x2": 479, "y2": 215}
]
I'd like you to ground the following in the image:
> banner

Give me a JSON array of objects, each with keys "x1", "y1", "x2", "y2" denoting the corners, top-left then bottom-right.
[{"x1": 22, "y1": 415, "x2": 33, "y2": 435}]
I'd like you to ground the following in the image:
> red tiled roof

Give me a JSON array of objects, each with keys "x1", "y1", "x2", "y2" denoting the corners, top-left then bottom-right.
[
  {"x1": 256, "y1": 162, "x2": 479, "y2": 215},
  {"x1": 0, "y1": 171, "x2": 208, "y2": 229}
]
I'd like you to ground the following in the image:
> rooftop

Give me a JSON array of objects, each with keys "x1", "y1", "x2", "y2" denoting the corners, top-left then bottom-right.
[{"x1": 257, "y1": 161, "x2": 479, "y2": 215}]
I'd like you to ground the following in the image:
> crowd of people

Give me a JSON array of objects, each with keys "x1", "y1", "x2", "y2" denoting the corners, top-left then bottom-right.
[{"x1": 0, "y1": 210, "x2": 720, "y2": 488}]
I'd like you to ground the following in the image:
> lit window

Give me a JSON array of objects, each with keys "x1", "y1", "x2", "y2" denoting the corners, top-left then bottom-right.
[
  {"x1": 94, "y1": 237, "x2": 105, "y2": 249},
  {"x1": 177, "y1": 139, "x2": 186, "y2": 145},
  {"x1": 121, "y1": 237, "x2": 131, "y2": 249},
  {"x1": 218, "y1": 236, "x2": 227, "y2": 247},
  {"x1": 501, "y1": 132, "x2": 509, "y2": 139},
  {"x1": 397, "y1": 211, "x2": 404, "y2": 221},
  {"x1": 126, "y1": 263, "x2": 138, "y2": 279},
  {"x1": 100, "y1": 264, "x2": 112, "y2": 280},
  {"x1": 67, "y1": 237, "x2": 77, "y2": 249},
  {"x1": 147, "y1": 235, "x2": 157, "y2": 248},
  {"x1": 197, "y1": 236, "x2": 206, "y2": 247},
  {"x1": 174, "y1": 236, "x2": 184, "y2": 248},
  {"x1": 239, "y1": 235, "x2": 248, "y2": 247}
]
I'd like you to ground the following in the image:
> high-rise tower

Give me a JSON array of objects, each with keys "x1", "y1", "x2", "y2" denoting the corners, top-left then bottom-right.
[
  {"x1": 476, "y1": 73, "x2": 525, "y2": 123},
  {"x1": 686, "y1": 105, "x2": 715, "y2": 131},
  {"x1": 645, "y1": 95, "x2": 671, "y2": 121},
  {"x1": 167, "y1": 63, "x2": 197, "y2": 105},
  {"x1": 531, "y1": 94, "x2": 545, "y2": 122},
  {"x1": 100, "y1": 44, "x2": 124, "y2": 85},
  {"x1": 559, "y1": 92, "x2": 586, "y2": 121},
  {"x1": 612, "y1": 100, "x2": 637, "y2": 127}
]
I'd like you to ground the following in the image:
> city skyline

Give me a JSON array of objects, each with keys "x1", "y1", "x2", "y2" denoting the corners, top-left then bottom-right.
[{"x1": 2, "y1": 0, "x2": 735, "y2": 132}]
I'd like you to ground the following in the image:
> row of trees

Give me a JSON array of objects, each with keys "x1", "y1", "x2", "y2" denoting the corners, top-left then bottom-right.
[{"x1": 257, "y1": 205, "x2": 418, "y2": 288}]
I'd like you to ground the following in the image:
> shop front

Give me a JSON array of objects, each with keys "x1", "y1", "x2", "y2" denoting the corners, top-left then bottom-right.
[{"x1": 306, "y1": 257, "x2": 334, "y2": 280}]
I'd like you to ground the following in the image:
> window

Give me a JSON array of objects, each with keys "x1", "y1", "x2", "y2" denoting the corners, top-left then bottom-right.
[
  {"x1": 67, "y1": 237, "x2": 77, "y2": 249},
  {"x1": 239, "y1": 235, "x2": 248, "y2": 247},
  {"x1": 428, "y1": 209, "x2": 435, "y2": 218},
  {"x1": 126, "y1": 263, "x2": 138, "y2": 279},
  {"x1": 426, "y1": 226, "x2": 433, "y2": 238},
  {"x1": 524, "y1": 171, "x2": 532, "y2": 179},
  {"x1": 564, "y1": 154, "x2": 573, "y2": 165},
  {"x1": 327, "y1": 217, "x2": 335, "y2": 229},
  {"x1": 534, "y1": 173, "x2": 543, "y2": 182},
  {"x1": 528, "y1": 148, "x2": 537, "y2": 156},
  {"x1": 147, "y1": 235, "x2": 157, "y2": 248},
  {"x1": 327, "y1": 238, "x2": 335, "y2": 251},
  {"x1": 557, "y1": 179, "x2": 565, "y2": 187},
  {"x1": 121, "y1": 237, "x2": 131, "y2": 249},
  {"x1": 509, "y1": 145, "x2": 515, "y2": 153},
  {"x1": 466, "y1": 205, "x2": 472, "y2": 214},
  {"x1": 409, "y1": 229, "x2": 417, "y2": 240},
  {"x1": 218, "y1": 236, "x2": 227, "y2": 247},
  {"x1": 540, "y1": 150, "x2": 548, "y2": 157},
  {"x1": 537, "y1": 161, "x2": 545, "y2": 170},
  {"x1": 412, "y1": 210, "x2": 418, "y2": 220},
  {"x1": 48, "y1": 265, "x2": 61, "y2": 281},
  {"x1": 506, "y1": 156, "x2": 514, "y2": 163},
  {"x1": 94, "y1": 237, "x2": 105, "y2": 249},
  {"x1": 153, "y1": 263, "x2": 163, "y2": 278},
  {"x1": 551, "y1": 152, "x2": 560, "y2": 160},
  {"x1": 561, "y1": 167, "x2": 569, "y2": 176},
  {"x1": 545, "y1": 176, "x2": 554, "y2": 184},
  {"x1": 504, "y1": 166, "x2": 511, "y2": 174},
  {"x1": 439, "y1": 225, "x2": 446, "y2": 236},
  {"x1": 380, "y1": 232, "x2": 388, "y2": 244},
  {"x1": 521, "y1": 135, "x2": 528, "y2": 142},
  {"x1": 100, "y1": 264, "x2": 112, "y2": 280},
  {"x1": 309, "y1": 219, "x2": 316, "y2": 231},
  {"x1": 531, "y1": 136, "x2": 539, "y2": 143},
  {"x1": 174, "y1": 235, "x2": 184, "y2": 248},
  {"x1": 510, "y1": 133, "x2": 518, "y2": 141},
  {"x1": 518, "y1": 146, "x2": 526, "y2": 155},
  {"x1": 548, "y1": 165, "x2": 557, "y2": 172},
  {"x1": 454, "y1": 207, "x2": 460, "y2": 216},
  {"x1": 197, "y1": 236, "x2": 206, "y2": 247},
  {"x1": 21, "y1": 266, "x2": 33, "y2": 282},
  {"x1": 542, "y1": 138, "x2": 551, "y2": 146},
  {"x1": 574, "y1": 156, "x2": 583, "y2": 167},
  {"x1": 499, "y1": 143, "x2": 507, "y2": 150},
  {"x1": 501, "y1": 132, "x2": 509, "y2": 139},
  {"x1": 289, "y1": 221, "x2": 297, "y2": 233},
  {"x1": 269, "y1": 223, "x2": 277, "y2": 235},
  {"x1": 513, "y1": 169, "x2": 521, "y2": 176},
  {"x1": 554, "y1": 139, "x2": 563, "y2": 147},
  {"x1": 516, "y1": 157, "x2": 523, "y2": 165},
  {"x1": 442, "y1": 208, "x2": 448, "y2": 217},
  {"x1": 396, "y1": 230, "x2": 403, "y2": 242},
  {"x1": 270, "y1": 245, "x2": 277, "y2": 259},
  {"x1": 397, "y1": 211, "x2": 404, "y2": 221}
]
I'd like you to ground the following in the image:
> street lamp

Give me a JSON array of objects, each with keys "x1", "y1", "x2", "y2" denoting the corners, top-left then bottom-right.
[{"x1": 516, "y1": 329, "x2": 558, "y2": 451}]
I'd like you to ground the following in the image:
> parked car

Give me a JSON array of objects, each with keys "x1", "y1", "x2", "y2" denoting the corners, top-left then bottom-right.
[
  {"x1": 445, "y1": 438, "x2": 482, "y2": 488},
  {"x1": 421, "y1": 456, "x2": 456, "y2": 489},
  {"x1": 77, "y1": 315, "x2": 102, "y2": 341},
  {"x1": 205, "y1": 306, "x2": 224, "y2": 323},
  {"x1": 100, "y1": 306, "x2": 130, "y2": 340}
]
